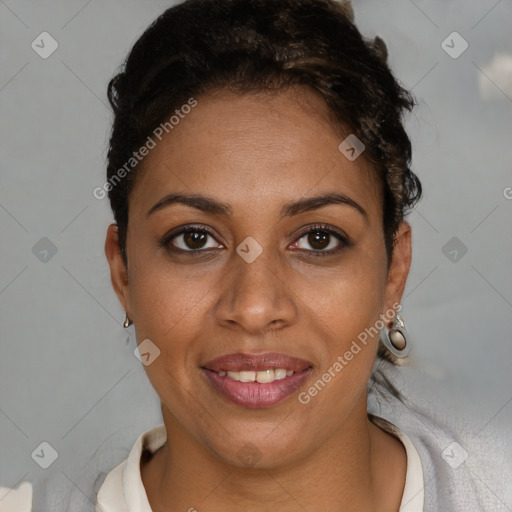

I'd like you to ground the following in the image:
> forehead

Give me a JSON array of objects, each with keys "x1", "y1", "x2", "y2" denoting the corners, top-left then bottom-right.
[{"x1": 129, "y1": 86, "x2": 382, "y2": 221}]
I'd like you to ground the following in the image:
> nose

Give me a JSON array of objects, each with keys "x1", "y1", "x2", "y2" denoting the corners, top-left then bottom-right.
[{"x1": 214, "y1": 243, "x2": 297, "y2": 335}]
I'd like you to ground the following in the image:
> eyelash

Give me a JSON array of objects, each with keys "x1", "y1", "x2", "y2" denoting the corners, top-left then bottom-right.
[{"x1": 160, "y1": 223, "x2": 349, "y2": 259}]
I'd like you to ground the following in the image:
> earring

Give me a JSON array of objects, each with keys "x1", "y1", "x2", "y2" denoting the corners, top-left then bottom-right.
[
  {"x1": 123, "y1": 313, "x2": 133, "y2": 328},
  {"x1": 380, "y1": 311, "x2": 410, "y2": 358}
]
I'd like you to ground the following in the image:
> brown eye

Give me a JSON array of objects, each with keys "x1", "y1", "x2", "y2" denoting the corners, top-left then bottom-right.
[
  {"x1": 183, "y1": 231, "x2": 208, "y2": 249},
  {"x1": 291, "y1": 224, "x2": 349, "y2": 257},
  {"x1": 307, "y1": 231, "x2": 330, "y2": 250},
  {"x1": 164, "y1": 226, "x2": 222, "y2": 252}
]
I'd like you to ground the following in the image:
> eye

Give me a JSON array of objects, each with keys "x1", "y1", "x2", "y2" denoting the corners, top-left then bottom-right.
[
  {"x1": 161, "y1": 223, "x2": 349, "y2": 258},
  {"x1": 291, "y1": 224, "x2": 349, "y2": 257},
  {"x1": 162, "y1": 224, "x2": 223, "y2": 253}
]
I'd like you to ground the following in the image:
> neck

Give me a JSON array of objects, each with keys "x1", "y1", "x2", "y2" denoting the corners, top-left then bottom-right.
[{"x1": 141, "y1": 399, "x2": 406, "y2": 512}]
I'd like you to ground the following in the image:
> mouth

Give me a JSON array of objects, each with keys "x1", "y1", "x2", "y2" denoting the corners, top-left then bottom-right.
[{"x1": 201, "y1": 352, "x2": 313, "y2": 409}]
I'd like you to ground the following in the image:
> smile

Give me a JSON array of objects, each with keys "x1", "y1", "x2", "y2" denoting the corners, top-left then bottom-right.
[
  {"x1": 217, "y1": 369, "x2": 294, "y2": 383},
  {"x1": 202, "y1": 352, "x2": 313, "y2": 408}
]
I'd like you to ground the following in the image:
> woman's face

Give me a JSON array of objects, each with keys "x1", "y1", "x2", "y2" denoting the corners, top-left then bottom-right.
[{"x1": 106, "y1": 85, "x2": 411, "y2": 468}]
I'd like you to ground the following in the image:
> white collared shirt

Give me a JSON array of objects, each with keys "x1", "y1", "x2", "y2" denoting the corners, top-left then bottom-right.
[{"x1": 95, "y1": 418, "x2": 424, "y2": 512}]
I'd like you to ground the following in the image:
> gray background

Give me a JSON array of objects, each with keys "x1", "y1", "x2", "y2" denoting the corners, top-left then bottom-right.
[{"x1": 1, "y1": 0, "x2": 511, "y2": 505}]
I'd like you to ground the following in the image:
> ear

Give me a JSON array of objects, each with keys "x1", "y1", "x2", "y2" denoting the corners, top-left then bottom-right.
[
  {"x1": 104, "y1": 223, "x2": 131, "y2": 316},
  {"x1": 383, "y1": 221, "x2": 412, "y2": 316}
]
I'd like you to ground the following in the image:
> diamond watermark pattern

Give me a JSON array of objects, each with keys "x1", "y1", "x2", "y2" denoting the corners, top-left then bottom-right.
[
  {"x1": 31, "y1": 441, "x2": 58, "y2": 469},
  {"x1": 338, "y1": 134, "x2": 365, "y2": 161},
  {"x1": 236, "y1": 236, "x2": 263, "y2": 263},
  {"x1": 134, "y1": 339, "x2": 161, "y2": 366},
  {"x1": 237, "y1": 442, "x2": 263, "y2": 467},
  {"x1": 441, "y1": 32, "x2": 468, "y2": 59},
  {"x1": 31, "y1": 32, "x2": 59, "y2": 59},
  {"x1": 441, "y1": 441, "x2": 468, "y2": 469},
  {"x1": 32, "y1": 237, "x2": 58, "y2": 263},
  {"x1": 441, "y1": 236, "x2": 468, "y2": 263}
]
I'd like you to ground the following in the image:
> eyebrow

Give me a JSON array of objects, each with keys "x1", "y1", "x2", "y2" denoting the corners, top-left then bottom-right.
[{"x1": 146, "y1": 192, "x2": 368, "y2": 221}]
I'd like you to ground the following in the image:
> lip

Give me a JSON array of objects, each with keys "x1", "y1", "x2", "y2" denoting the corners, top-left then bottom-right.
[
  {"x1": 202, "y1": 352, "x2": 313, "y2": 409},
  {"x1": 203, "y1": 352, "x2": 312, "y2": 373}
]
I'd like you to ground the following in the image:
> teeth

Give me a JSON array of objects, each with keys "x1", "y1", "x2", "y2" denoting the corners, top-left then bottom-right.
[
  {"x1": 239, "y1": 371, "x2": 256, "y2": 382},
  {"x1": 221, "y1": 368, "x2": 294, "y2": 383},
  {"x1": 257, "y1": 369, "x2": 274, "y2": 383},
  {"x1": 274, "y1": 368, "x2": 287, "y2": 380}
]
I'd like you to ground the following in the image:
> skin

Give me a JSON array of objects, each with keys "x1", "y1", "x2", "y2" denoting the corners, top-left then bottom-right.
[{"x1": 105, "y1": 85, "x2": 412, "y2": 511}]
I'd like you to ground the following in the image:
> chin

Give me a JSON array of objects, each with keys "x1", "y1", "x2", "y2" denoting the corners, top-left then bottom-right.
[{"x1": 200, "y1": 418, "x2": 316, "y2": 470}]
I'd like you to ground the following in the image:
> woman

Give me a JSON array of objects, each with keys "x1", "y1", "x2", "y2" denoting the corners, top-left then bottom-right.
[
  {"x1": 98, "y1": 0, "x2": 421, "y2": 509},
  {"x1": 96, "y1": 0, "x2": 496, "y2": 510},
  {"x1": 4, "y1": 0, "x2": 501, "y2": 511}
]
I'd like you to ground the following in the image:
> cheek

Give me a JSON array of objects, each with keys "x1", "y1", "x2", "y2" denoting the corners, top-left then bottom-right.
[
  {"x1": 293, "y1": 248, "x2": 386, "y2": 399},
  {"x1": 128, "y1": 263, "x2": 210, "y2": 378},
  {"x1": 297, "y1": 248, "x2": 387, "y2": 346},
  {"x1": 127, "y1": 233, "x2": 218, "y2": 335},
  {"x1": 129, "y1": 270, "x2": 212, "y2": 424}
]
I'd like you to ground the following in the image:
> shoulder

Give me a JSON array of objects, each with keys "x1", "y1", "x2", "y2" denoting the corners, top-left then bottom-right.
[
  {"x1": 1, "y1": 470, "x2": 83, "y2": 512},
  {"x1": 96, "y1": 424, "x2": 166, "y2": 511},
  {"x1": 1, "y1": 470, "x2": 86, "y2": 512},
  {"x1": 27, "y1": 427, "x2": 140, "y2": 512},
  {"x1": 369, "y1": 365, "x2": 512, "y2": 511},
  {"x1": 24, "y1": 424, "x2": 164, "y2": 512}
]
